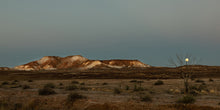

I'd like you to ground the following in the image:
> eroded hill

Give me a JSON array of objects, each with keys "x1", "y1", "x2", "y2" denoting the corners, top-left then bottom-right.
[{"x1": 14, "y1": 55, "x2": 150, "y2": 71}]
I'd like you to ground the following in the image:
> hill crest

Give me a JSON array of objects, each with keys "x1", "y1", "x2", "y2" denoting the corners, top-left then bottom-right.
[{"x1": 14, "y1": 55, "x2": 150, "y2": 71}]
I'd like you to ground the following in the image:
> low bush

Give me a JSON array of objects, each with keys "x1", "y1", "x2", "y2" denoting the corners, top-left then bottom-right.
[
  {"x1": 190, "y1": 77, "x2": 195, "y2": 81},
  {"x1": 189, "y1": 90, "x2": 199, "y2": 96},
  {"x1": 177, "y1": 95, "x2": 195, "y2": 104},
  {"x1": 189, "y1": 84, "x2": 208, "y2": 96},
  {"x1": 71, "y1": 81, "x2": 79, "y2": 84},
  {"x1": 1, "y1": 81, "x2": 9, "y2": 85},
  {"x1": 137, "y1": 81, "x2": 144, "y2": 83},
  {"x1": 10, "y1": 85, "x2": 22, "y2": 88},
  {"x1": 67, "y1": 93, "x2": 86, "y2": 102},
  {"x1": 154, "y1": 80, "x2": 164, "y2": 85},
  {"x1": 141, "y1": 95, "x2": 152, "y2": 102},
  {"x1": 0, "y1": 101, "x2": 9, "y2": 108},
  {"x1": 198, "y1": 85, "x2": 208, "y2": 91},
  {"x1": 114, "y1": 88, "x2": 121, "y2": 94},
  {"x1": 38, "y1": 88, "x2": 56, "y2": 95},
  {"x1": 190, "y1": 84, "x2": 207, "y2": 92},
  {"x1": 195, "y1": 79, "x2": 205, "y2": 83},
  {"x1": 125, "y1": 85, "x2": 129, "y2": 90},
  {"x1": 14, "y1": 103, "x2": 22, "y2": 110},
  {"x1": 133, "y1": 85, "x2": 145, "y2": 91},
  {"x1": 27, "y1": 80, "x2": 33, "y2": 82},
  {"x1": 80, "y1": 87, "x2": 89, "y2": 91},
  {"x1": 13, "y1": 80, "x2": 19, "y2": 82},
  {"x1": 209, "y1": 78, "x2": 214, "y2": 82},
  {"x1": 80, "y1": 82, "x2": 85, "y2": 85},
  {"x1": 149, "y1": 89, "x2": 155, "y2": 94},
  {"x1": 22, "y1": 85, "x2": 31, "y2": 89},
  {"x1": 130, "y1": 80, "x2": 137, "y2": 83},
  {"x1": 59, "y1": 83, "x2": 63, "y2": 86},
  {"x1": 102, "y1": 82, "x2": 108, "y2": 85},
  {"x1": 11, "y1": 82, "x2": 17, "y2": 85},
  {"x1": 65, "y1": 85, "x2": 78, "y2": 90},
  {"x1": 44, "y1": 83, "x2": 55, "y2": 88}
]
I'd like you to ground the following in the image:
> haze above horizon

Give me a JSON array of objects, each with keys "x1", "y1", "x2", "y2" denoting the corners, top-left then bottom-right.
[{"x1": 1, "y1": 0, "x2": 220, "y2": 67}]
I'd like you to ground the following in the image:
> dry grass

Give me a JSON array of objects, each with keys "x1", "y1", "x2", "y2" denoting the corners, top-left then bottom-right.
[{"x1": 0, "y1": 78, "x2": 220, "y2": 110}]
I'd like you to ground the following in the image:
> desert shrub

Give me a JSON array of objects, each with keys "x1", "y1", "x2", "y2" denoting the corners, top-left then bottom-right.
[
  {"x1": 1, "y1": 81, "x2": 9, "y2": 85},
  {"x1": 114, "y1": 88, "x2": 121, "y2": 94},
  {"x1": 27, "y1": 80, "x2": 33, "y2": 82},
  {"x1": 189, "y1": 87, "x2": 199, "y2": 96},
  {"x1": 14, "y1": 103, "x2": 22, "y2": 110},
  {"x1": 22, "y1": 85, "x2": 31, "y2": 89},
  {"x1": 195, "y1": 79, "x2": 205, "y2": 83},
  {"x1": 154, "y1": 80, "x2": 164, "y2": 85},
  {"x1": 141, "y1": 95, "x2": 152, "y2": 102},
  {"x1": 125, "y1": 85, "x2": 129, "y2": 90},
  {"x1": 10, "y1": 85, "x2": 22, "y2": 88},
  {"x1": 137, "y1": 81, "x2": 144, "y2": 83},
  {"x1": 13, "y1": 80, "x2": 19, "y2": 82},
  {"x1": 130, "y1": 80, "x2": 137, "y2": 83},
  {"x1": 59, "y1": 87, "x2": 64, "y2": 89},
  {"x1": 149, "y1": 89, "x2": 155, "y2": 94},
  {"x1": 190, "y1": 76, "x2": 195, "y2": 81},
  {"x1": 133, "y1": 85, "x2": 144, "y2": 91},
  {"x1": 80, "y1": 82, "x2": 85, "y2": 85},
  {"x1": 71, "y1": 81, "x2": 79, "y2": 84},
  {"x1": 190, "y1": 85, "x2": 207, "y2": 92},
  {"x1": 198, "y1": 84, "x2": 208, "y2": 91},
  {"x1": 209, "y1": 78, "x2": 214, "y2": 82},
  {"x1": 67, "y1": 93, "x2": 86, "y2": 102},
  {"x1": 102, "y1": 82, "x2": 108, "y2": 85},
  {"x1": 59, "y1": 83, "x2": 63, "y2": 86},
  {"x1": 11, "y1": 82, "x2": 17, "y2": 85},
  {"x1": 133, "y1": 84, "x2": 137, "y2": 91},
  {"x1": 44, "y1": 83, "x2": 55, "y2": 88},
  {"x1": 202, "y1": 82, "x2": 206, "y2": 85},
  {"x1": 0, "y1": 101, "x2": 9, "y2": 109},
  {"x1": 189, "y1": 84, "x2": 208, "y2": 96},
  {"x1": 189, "y1": 90, "x2": 199, "y2": 96},
  {"x1": 38, "y1": 87, "x2": 56, "y2": 95},
  {"x1": 65, "y1": 85, "x2": 78, "y2": 90},
  {"x1": 80, "y1": 87, "x2": 89, "y2": 91},
  {"x1": 189, "y1": 85, "x2": 197, "y2": 90},
  {"x1": 177, "y1": 95, "x2": 195, "y2": 104},
  {"x1": 23, "y1": 99, "x2": 41, "y2": 109}
]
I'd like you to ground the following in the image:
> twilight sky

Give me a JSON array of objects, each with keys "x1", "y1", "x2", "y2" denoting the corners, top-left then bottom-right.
[{"x1": 1, "y1": 0, "x2": 220, "y2": 67}]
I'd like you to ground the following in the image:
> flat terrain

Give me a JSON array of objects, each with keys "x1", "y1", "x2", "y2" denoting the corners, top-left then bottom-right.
[
  {"x1": 1, "y1": 66, "x2": 220, "y2": 80},
  {"x1": 0, "y1": 66, "x2": 220, "y2": 109},
  {"x1": 0, "y1": 78, "x2": 220, "y2": 110}
]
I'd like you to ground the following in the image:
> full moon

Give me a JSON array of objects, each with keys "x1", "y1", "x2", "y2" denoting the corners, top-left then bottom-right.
[{"x1": 185, "y1": 58, "x2": 189, "y2": 62}]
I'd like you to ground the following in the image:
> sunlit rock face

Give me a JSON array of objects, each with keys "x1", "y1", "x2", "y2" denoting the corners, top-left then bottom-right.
[
  {"x1": 14, "y1": 55, "x2": 150, "y2": 71},
  {"x1": 0, "y1": 67, "x2": 11, "y2": 71},
  {"x1": 102, "y1": 60, "x2": 150, "y2": 68}
]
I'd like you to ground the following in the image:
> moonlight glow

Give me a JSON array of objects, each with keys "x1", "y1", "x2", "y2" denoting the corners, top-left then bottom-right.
[{"x1": 185, "y1": 58, "x2": 189, "y2": 62}]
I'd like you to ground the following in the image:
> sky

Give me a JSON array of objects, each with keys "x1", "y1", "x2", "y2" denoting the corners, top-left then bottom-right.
[{"x1": 1, "y1": 0, "x2": 220, "y2": 67}]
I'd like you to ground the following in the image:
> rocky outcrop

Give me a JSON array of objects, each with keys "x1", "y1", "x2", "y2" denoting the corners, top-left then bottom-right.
[
  {"x1": 14, "y1": 55, "x2": 150, "y2": 71},
  {"x1": 0, "y1": 67, "x2": 10, "y2": 71}
]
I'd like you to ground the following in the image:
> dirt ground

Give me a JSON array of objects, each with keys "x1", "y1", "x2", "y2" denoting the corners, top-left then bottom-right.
[{"x1": 0, "y1": 78, "x2": 220, "y2": 110}]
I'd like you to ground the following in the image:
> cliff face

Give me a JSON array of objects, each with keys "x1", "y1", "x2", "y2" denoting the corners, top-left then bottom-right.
[{"x1": 14, "y1": 55, "x2": 150, "y2": 71}]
